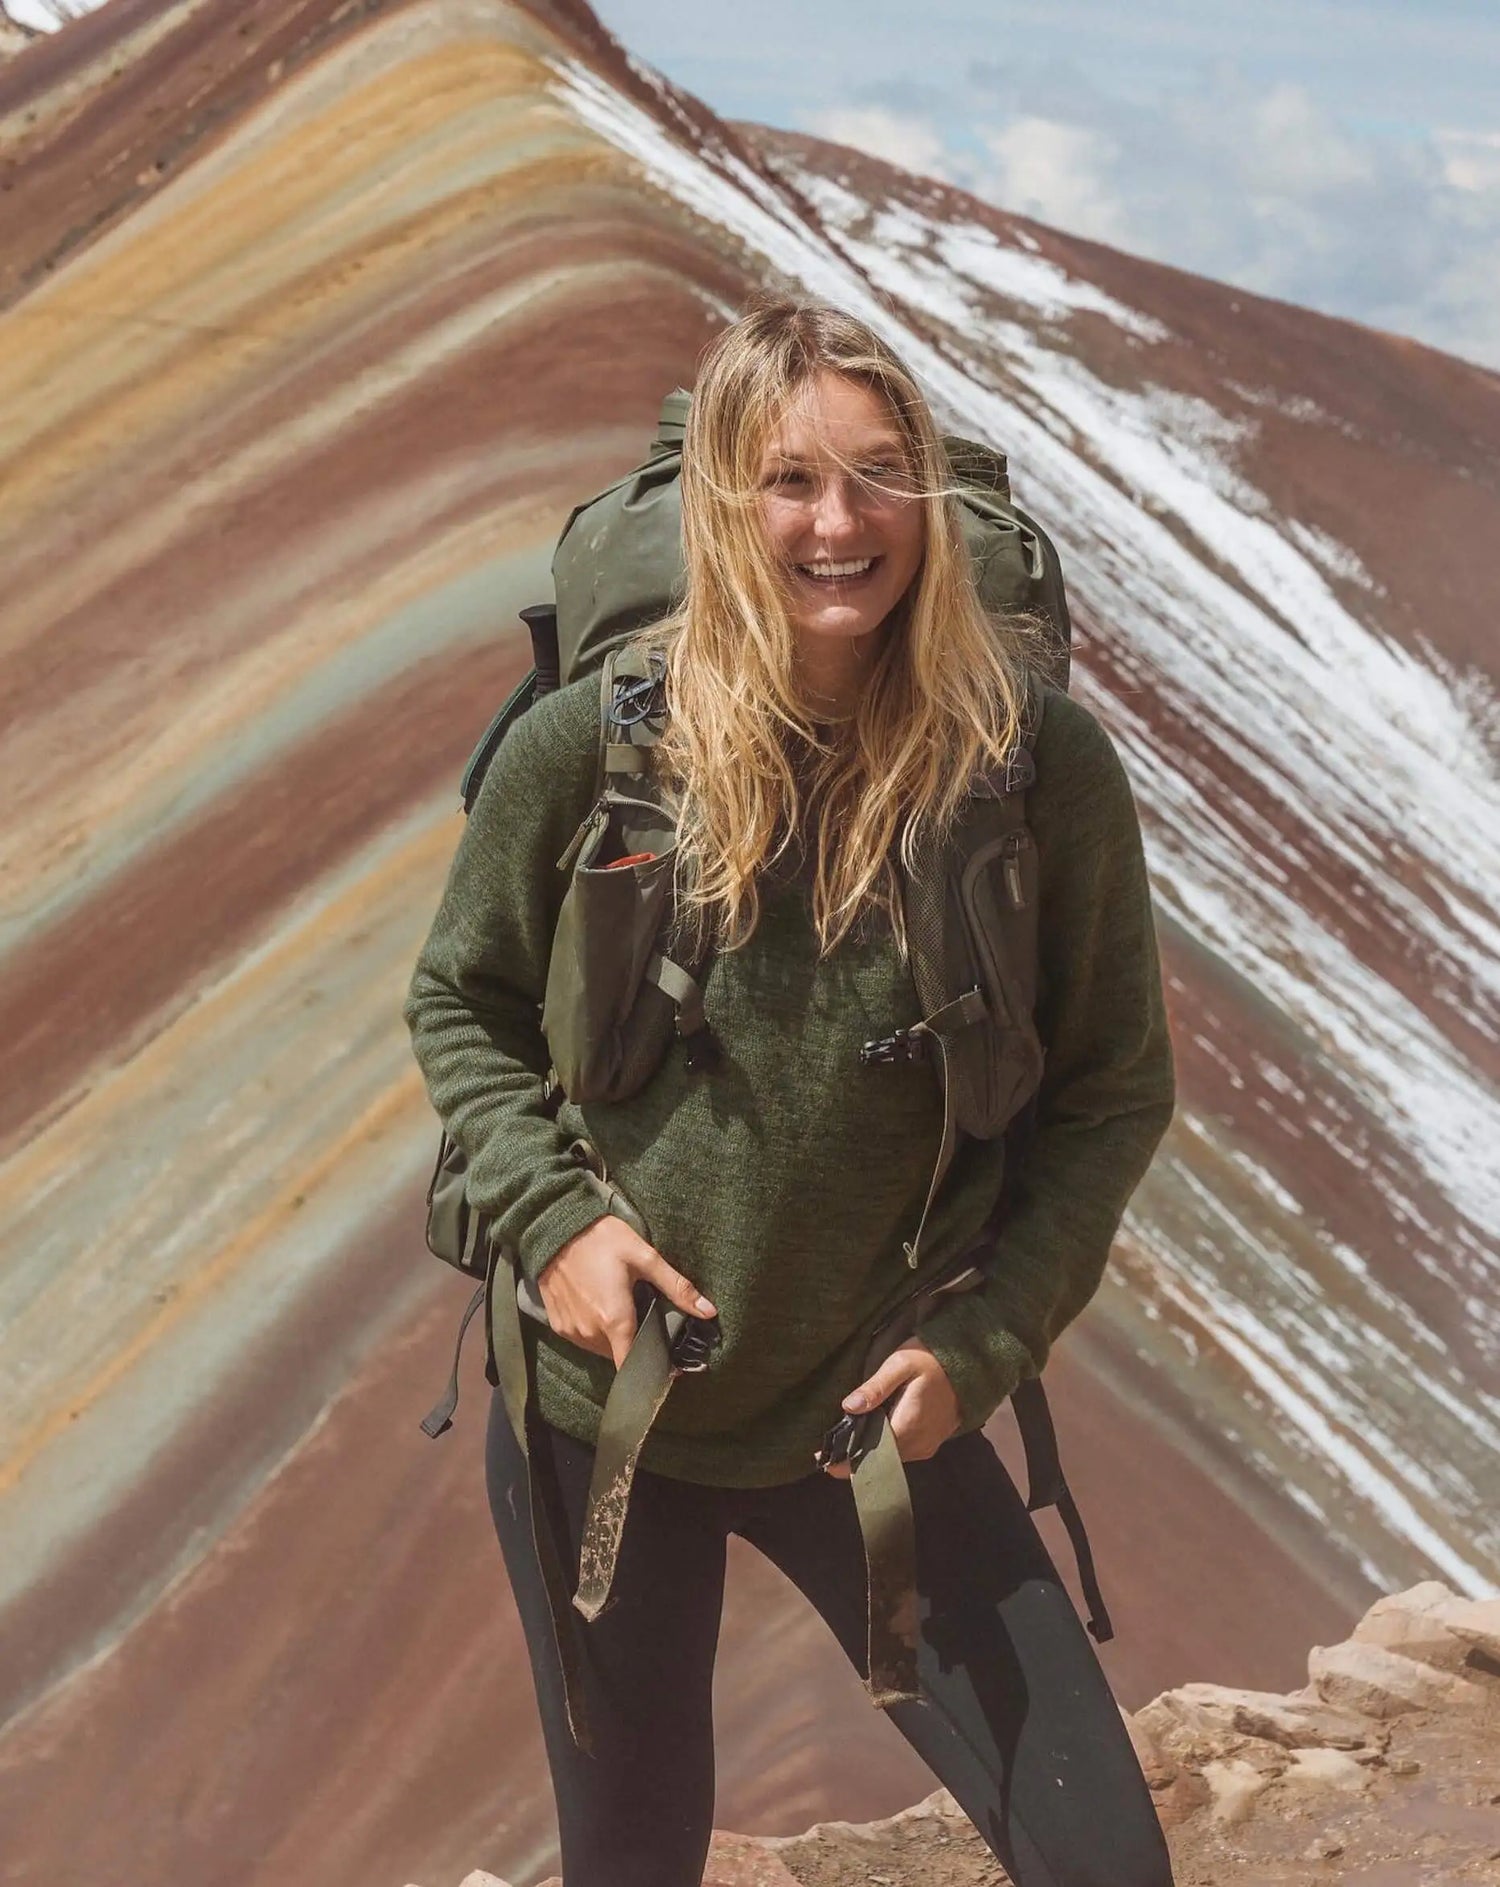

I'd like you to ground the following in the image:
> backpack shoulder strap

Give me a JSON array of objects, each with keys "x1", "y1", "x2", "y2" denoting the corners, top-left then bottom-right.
[
  {"x1": 961, "y1": 677, "x2": 1045, "y2": 1018},
  {"x1": 896, "y1": 678, "x2": 1046, "y2": 1268},
  {"x1": 595, "y1": 643, "x2": 670, "y2": 799},
  {"x1": 589, "y1": 644, "x2": 715, "y2": 1057},
  {"x1": 899, "y1": 677, "x2": 1044, "y2": 1010},
  {"x1": 459, "y1": 669, "x2": 538, "y2": 814}
]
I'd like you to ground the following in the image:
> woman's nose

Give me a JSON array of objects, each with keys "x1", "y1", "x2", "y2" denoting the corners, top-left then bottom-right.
[{"x1": 813, "y1": 475, "x2": 861, "y2": 539}]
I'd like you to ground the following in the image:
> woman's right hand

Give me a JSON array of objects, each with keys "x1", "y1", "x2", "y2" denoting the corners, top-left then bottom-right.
[{"x1": 537, "y1": 1215, "x2": 716, "y2": 1367}]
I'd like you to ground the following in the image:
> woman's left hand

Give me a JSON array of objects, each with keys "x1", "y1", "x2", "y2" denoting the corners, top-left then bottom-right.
[{"x1": 820, "y1": 1336, "x2": 962, "y2": 1478}]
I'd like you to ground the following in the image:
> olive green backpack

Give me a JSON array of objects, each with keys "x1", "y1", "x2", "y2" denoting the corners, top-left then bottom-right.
[{"x1": 417, "y1": 392, "x2": 1109, "y2": 1750}]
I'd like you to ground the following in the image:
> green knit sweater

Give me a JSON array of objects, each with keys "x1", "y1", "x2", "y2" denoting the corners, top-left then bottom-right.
[{"x1": 404, "y1": 673, "x2": 1175, "y2": 1485}]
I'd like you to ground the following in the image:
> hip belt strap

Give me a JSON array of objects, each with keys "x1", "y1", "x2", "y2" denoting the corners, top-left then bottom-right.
[
  {"x1": 846, "y1": 1375, "x2": 1113, "y2": 1712},
  {"x1": 493, "y1": 1260, "x2": 683, "y2": 1746},
  {"x1": 572, "y1": 1294, "x2": 679, "y2": 1621},
  {"x1": 848, "y1": 1408, "x2": 922, "y2": 1706},
  {"x1": 489, "y1": 1248, "x2": 597, "y2": 1753}
]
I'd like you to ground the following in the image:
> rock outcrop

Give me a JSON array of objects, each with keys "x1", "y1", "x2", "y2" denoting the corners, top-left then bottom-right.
[
  {"x1": 417, "y1": 1583, "x2": 1500, "y2": 1886},
  {"x1": 1124, "y1": 1582, "x2": 1500, "y2": 1883}
]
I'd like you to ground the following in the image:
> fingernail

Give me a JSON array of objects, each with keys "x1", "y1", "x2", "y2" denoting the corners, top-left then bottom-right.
[
  {"x1": 695, "y1": 1295, "x2": 716, "y2": 1316},
  {"x1": 843, "y1": 1392, "x2": 868, "y2": 1412}
]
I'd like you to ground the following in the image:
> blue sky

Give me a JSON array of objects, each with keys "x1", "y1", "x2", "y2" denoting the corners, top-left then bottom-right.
[{"x1": 592, "y1": 0, "x2": 1500, "y2": 370}]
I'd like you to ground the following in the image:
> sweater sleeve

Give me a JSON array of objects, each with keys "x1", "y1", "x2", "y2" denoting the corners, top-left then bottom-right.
[
  {"x1": 917, "y1": 690, "x2": 1176, "y2": 1433},
  {"x1": 403, "y1": 676, "x2": 614, "y2": 1283}
]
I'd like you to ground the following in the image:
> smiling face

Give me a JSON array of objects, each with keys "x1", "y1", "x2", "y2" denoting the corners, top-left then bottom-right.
[{"x1": 757, "y1": 370, "x2": 926, "y2": 668}]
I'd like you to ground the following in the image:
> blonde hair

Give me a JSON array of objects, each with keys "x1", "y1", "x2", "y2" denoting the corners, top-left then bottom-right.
[{"x1": 636, "y1": 296, "x2": 1043, "y2": 962}]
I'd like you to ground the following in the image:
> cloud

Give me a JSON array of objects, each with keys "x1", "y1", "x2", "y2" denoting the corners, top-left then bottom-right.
[
  {"x1": 1243, "y1": 83, "x2": 1377, "y2": 195},
  {"x1": 802, "y1": 65, "x2": 1500, "y2": 372},
  {"x1": 1438, "y1": 128, "x2": 1500, "y2": 194},
  {"x1": 801, "y1": 106, "x2": 950, "y2": 181},
  {"x1": 977, "y1": 117, "x2": 1131, "y2": 245}
]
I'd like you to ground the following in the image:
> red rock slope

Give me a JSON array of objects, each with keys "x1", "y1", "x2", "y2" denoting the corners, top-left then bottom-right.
[{"x1": 0, "y1": 3, "x2": 1495, "y2": 1884}]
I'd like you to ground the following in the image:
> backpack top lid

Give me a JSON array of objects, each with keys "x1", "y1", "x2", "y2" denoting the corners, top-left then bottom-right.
[{"x1": 552, "y1": 390, "x2": 1072, "y2": 691}]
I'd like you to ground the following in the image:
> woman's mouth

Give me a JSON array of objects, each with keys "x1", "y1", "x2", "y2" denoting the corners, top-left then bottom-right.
[{"x1": 793, "y1": 556, "x2": 881, "y2": 586}]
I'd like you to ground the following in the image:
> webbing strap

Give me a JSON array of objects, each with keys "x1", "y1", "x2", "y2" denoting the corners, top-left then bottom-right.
[
  {"x1": 903, "y1": 987, "x2": 989, "y2": 1269},
  {"x1": 604, "y1": 741, "x2": 648, "y2": 776},
  {"x1": 573, "y1": 1295, "x2": 679, "y2": 1621},
  {"x1": 918, "y1": 984, "x2": 990, "y2": 1038},
  {"x1": 596, "y1": 648, "x2": 666, "y2": 797},
  {"x1": 1056, "y1": 1481, "x2": 1113, "y2": 1643},
  {"x1": 1012, "y1": 1376, "x2": 1113, "y2": 1643},
  {"x1": 492, "y1": 1234, "x2": 689, "y2": 1739},
  {"x1": 489, "y1": 1258, "x2": 596, "y2": 1752},
  {"x1": 849, "y1": 1410, "x2": 922, "y2": 1707},
  {"x1": 418, "y1": 1280, "x2": 486, "y2": 1439},
  {"x1": 490, "y1": 1252, "x2": 530, "y2": 1452},
  {"x1": 841, "y1": 1374, "x2": 1113, "y2": 1724},
  {"x1": 1012, "y1": 1374, "x2": 1062, "y2": 1505},
  {"x1": 647, "y1": 952, "x2": 706, "y2": 1036}
]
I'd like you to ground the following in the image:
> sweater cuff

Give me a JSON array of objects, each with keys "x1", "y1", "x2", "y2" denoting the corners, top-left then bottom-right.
[
  {"x1": 513, "y1": 1182, "x2": 613, "y2": 1286},
  {"x1": 919, "y1": 1293, "x2": 1035, "y2": 1435}
]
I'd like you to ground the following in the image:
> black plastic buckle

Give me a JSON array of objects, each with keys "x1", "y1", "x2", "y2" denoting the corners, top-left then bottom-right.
[
  {"x1": 814, "y1": 1408, "x2": 877, "y2": 1471},
  {"x1": 859, "y1": 1029, "x2": 925, "y2": 1066},
  {"x1": 671, "y1": 1314, "x2": 721, "y2": 1374}
]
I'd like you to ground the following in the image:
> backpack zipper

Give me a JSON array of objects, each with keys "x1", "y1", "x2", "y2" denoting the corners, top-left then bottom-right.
[
  {"x1": 999, "y1": 831, "x2": 1030, "y2": 909},
  {"x1": 957, "y1": 833, "x2": 1034, "y2": 1033},
  {"x1": 556, "y1": 796, "x2": 608, "y2": 873}
]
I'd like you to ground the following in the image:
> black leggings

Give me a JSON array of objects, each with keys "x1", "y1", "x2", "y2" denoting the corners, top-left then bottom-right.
[{"x1": 485, "y1": 1393, "x2": 1174, "y2": 1887}]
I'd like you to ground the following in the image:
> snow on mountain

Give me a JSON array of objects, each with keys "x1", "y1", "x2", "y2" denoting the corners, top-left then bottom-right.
[{"x1": 2, "y1": 0, "x2": 107, "y2": 35}]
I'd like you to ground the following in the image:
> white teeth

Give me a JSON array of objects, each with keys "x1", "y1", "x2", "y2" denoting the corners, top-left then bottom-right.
[{"x1": 796, "y1": 558, "x2": 874, "y2": 579}]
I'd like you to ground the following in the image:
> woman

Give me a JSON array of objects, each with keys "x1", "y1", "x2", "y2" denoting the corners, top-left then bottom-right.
[{"x1": 404, "y1": 298, "x2": 1177, "y2": 1887}]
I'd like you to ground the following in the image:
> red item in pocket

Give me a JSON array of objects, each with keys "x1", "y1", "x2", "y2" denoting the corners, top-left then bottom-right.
[{"x1": 604, "y1": 851, "x2": 658, "y2": 870}]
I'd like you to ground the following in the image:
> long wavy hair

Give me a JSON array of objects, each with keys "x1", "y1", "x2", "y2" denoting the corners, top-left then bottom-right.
[{"x1": 636, "y1": 296, "x2": 1042, "y2": 963}]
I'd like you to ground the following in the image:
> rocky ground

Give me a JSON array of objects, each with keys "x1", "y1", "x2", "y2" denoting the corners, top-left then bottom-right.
[{"x1": 416, "y1": 1583, "x2": 1500, "y2": 1886}]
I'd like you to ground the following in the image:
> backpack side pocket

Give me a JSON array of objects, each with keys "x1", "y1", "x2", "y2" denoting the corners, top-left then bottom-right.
[
  {"x1": 425, "y1": 1129, "x2": 491, "y2": 1276},
  {"x1": 543, "y1": 793, "x2": 684, "y2": 1103},
  {"x1": 953, "y1": 829, "x2": 1045, "y2": 1136}
]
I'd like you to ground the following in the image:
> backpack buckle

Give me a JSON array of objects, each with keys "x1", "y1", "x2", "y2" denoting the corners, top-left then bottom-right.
[
  {"x1": 814, "y1": 1408, "x2": 878, "y2": 1471},
  {"x1": 670, "y1": 1313, "x2": 721, "y2": 1373},
  {"x1": 860, "y1": 1029, "x2": 927, "y2": 1066}
]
